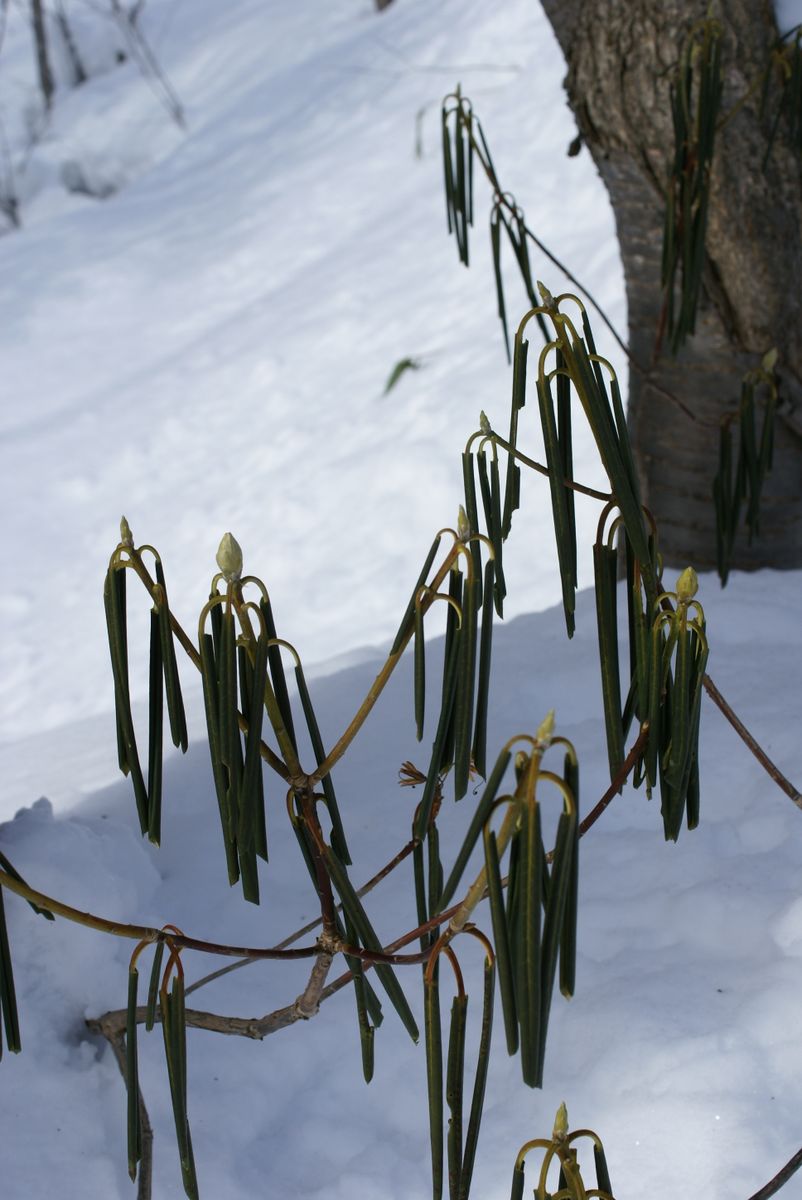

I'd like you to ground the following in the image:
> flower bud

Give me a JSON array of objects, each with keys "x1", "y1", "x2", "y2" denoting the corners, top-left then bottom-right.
[
  {"x1": 676, "y1": 566, "x2": 698, "y2": 602},
  {"x1": 216, "y1": 532, "x2": 243, "y2": 582}
]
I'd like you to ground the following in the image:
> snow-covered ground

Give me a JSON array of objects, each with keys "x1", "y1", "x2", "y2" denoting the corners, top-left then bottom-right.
[{"x1": 1, "y1": 2, "x2": 801, "y2": 1198}]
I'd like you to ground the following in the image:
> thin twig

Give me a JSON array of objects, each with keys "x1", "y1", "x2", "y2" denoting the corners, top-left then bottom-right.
[
  {"x1": 578, "y1": 724, "x2": 650, "y2": 837},
  {"x1": 746, "y1": 1146, "x2": 802, "y2": 1200},
  {"x1": 702, "y1": 674, "x2": 802, "y2": 806},
  {"x1": 185, "y1": 836, "x2": 418, "y2": 997},
  {"x1": 489, "y1": 432, "x2": 612, "y2": 501}
]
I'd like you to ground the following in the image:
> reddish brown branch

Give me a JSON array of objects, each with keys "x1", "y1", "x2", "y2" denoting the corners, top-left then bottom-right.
[
  {"x1": 703, "y1": 674, "x2": 802, "y2": 807},
  {"x1": 747, "y1": 1146, "x2": 802, "y2": 1200}
]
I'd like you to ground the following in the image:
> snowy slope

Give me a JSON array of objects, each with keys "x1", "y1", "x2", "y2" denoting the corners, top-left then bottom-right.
[
  {"x1": 1, "y1": 2, "x2": 801, "y2": 1199},
  {"x1": 1, "y1": 570, "x2": 801, "y2": 1200},
  {"x1": 0, "y1": 0, "x2": 622, "y2": 796}
]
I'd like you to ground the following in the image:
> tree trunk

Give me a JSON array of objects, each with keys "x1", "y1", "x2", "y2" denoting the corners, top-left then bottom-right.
[{"x1": 541, "y1": 0, "x2": 802, "y2": 571}]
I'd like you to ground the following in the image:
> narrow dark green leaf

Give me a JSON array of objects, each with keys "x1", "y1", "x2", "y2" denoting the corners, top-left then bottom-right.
[
  {"x1": 446, "y1": 993, "x2": 467, "y2": 1200},
  {"x1": 484, "y1": 825, "x2": 517, "y2": 1054},
  {"x1": 594, "y1": 1142, "x2": 614, "y2": 1195},
  {"x1": 162, "y1": 975, "x2": 199, "y2": 1200},
  {"x1": 471, "y1": 560, "x2": 495, "y2": 780},
  {"x1": 428, "y1": 820, "x2": 444, "y2": 935},
  {"x1": 560, "y1": 754, "x2": 580, "y2": 999},
  {"x1": 126, "y1": 968, "x2": 141, "y2": 1179},
  {"x1": 413, "y1": 839, "x2": 429, "y2": 954},
  {"x1": 455, "y1": 104, "x2": 467, "y2": 263},
  {"x1": 259, "y1": 596, "x2": 297, "y2": 749},
  {"x1": 518, "y1": 803, "x2": 543, "y2": 1086},
  {"x1": 200, "y1": 629, "x2": 239, "y2": 886},
  {"x1": 343, "y1": 908, "x2": 375, "y2": 1084},
  {"x1": 0, "y1": 887, "x2": 21, "y2": 1056},
  {"x1": 424, "y1": 978, "x2": 444, "y2": 1200},
  {"x1": 324, "y1": 845, "x2": 419, "y2": 1042},
  {"x1": 454, "y1": 572, "x2": 479, "y2": 800},
  {"x1": 105, "y1": 565, "x2": 129, "y2": 776},
  {"x1": 502, "y1": 337, "x2": 528, "y2": 538},
  {"x1": 645, "y1": 618, "x2": 666, "y2": 792},
  {"x1": 104, "y1": 567, "x2": 149, "y2": 834},
  {"x1": 154, "y1": 561, "x2": 188, "y2": 752},
  {"x1": 415, "y1": 598, "x2": 426, "y2": 742},
  {"x1": 145, "y1": 941, "x2": 165, "y2": 1032},
  {"x1": 238, "y1": 624, "x2": 270, "y2": 904},
  {"x1": 147, "y1": 608, "x2": 164, "y2": 845},
  {"x1": 509, "y1": 1162, "x2": 526, "y2": 1200},
  {"x1": 413, "y1": 629, "x2": 462, "y2": 842},
  {"x1": 458, "y1": 959, "x2": 495, "y2": 1200},
  {"x1": 490, "y1": 206, "x2": 511, "y2": 362},
  {"x1": 442, "y1": 107, "x2": 455, "y2": 237},
  {"x1": 539, "y1": 810, "x2": 576, "y2": 1075},
  {"x1": 437, "y1": 748, "x2": 511, "y2": 911},
  {"x1": 391, "y1": 536, "x2": 443, "y2": 657},
  {"x1": 462, "y1": 452, "x2": 483, "y2": 601},
  {"x1": 218, "y1": 609, "x2": 241, "y2": 807},
  {"x1": 593, "y1": 541, "x2": 624, "y2": 782},
  {"x1": 537, "y1": 372, "x2": 576, "y2": 637},
  {"x1": 439, "y1": 569, "x2": 463, "y2": 776},
  {"x1": 295, "y1": 663, "x2": 351, "y2": 865}
]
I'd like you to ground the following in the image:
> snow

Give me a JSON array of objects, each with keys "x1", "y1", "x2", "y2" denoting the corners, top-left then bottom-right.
[{"x1": 0, "y1": 2, "x2": 800, "y2": 1199}]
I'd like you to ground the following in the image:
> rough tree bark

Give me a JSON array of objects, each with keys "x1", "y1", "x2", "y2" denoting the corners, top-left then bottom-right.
[{"x1": 541, "y1": 0, "x2": 802, "y2": 571}]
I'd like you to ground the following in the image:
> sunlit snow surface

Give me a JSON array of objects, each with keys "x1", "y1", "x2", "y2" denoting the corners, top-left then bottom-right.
[{"x1": 1, "y1": 2, "x2": 801, "y2": 1199}]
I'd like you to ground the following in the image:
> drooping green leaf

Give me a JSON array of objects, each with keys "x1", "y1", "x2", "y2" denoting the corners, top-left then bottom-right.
[
  {"x1": 438, "y1": 748, "x2": 511, "y2": 911},
  {"x1": 446, "y1": 993, "x2": 468, "y2": 1200},
  {"x1": 424, "y1": 977, "x2": 444, "y2": 1200},
  {"x1": 104, "y1": 566, "x2": 149, "y2": 834},
  {"x1": 458, "y1": 958, "x2": 495, "y2": 1200},
  {"x1": 415, "y1": 596, "x2": 426, "y2": 742},
  {"x1": 593, "y1": 540, "x2": 624, "y2": 783},
  {"x1": 0, "y1": 887, "x2": 21, "y2": 1057},
  {"x1": 199, "y1": 628, "x2": 239, "y2": 886},
  {"x1": 454, "y1": 572, "x2": 479, "y2": 801},
  {"x1": 517, "y1": 801, "x2": 543, "y2": 1087},
  {"x1": 295, "y1": 663, "x2": 351, "y2": 866},
  {"x1": 323, "y1": 845, "x2": 419, "y2": 1043},
  {"x1": 126, "y1": 967, "x2": 141, "y2": 1179},
  {"x1": 154, "y1": 560, "x2": 188, "y2": 753},
  {"x1": 147, "y1": 608, "x2": 164, "y2": 845},
  {"x1": 471, "y1": 560, "x2": 495, "y2": 780},
  {"x1": 145, "y1": 941, "x2": 165, "y2": 1032},
  {"x1": 537, "y1": 371, "x2": 576, "y2": 637},
  {"x1": 391, "y1": 536, "x2": 443, "y2": 657},
  {"x1": 484, "y1": 824, "x2": 517, "y2": 1054}
]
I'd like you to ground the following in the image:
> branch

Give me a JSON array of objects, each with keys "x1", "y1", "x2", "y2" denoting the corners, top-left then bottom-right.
[
  {"x1": 0, "y1": 867, "x2": 320, "y2": 959},
  {"x1": 702, "y1": 674, "x2": 802, "y2": 807},
  {"x1": 747, "y1": 1147, "x2": 802, "y2": 1200}
]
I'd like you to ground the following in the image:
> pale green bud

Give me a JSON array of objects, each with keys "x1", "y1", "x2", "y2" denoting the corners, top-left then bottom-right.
[
  {"x1": 536, "y1": 709, "x2": 555, "y2": 747},
  {"x1": 479, "y1": 410, "x2": 492, "y2": 435},
  {"x1": 676, "y1": 566, "x2": 698, "y2": 602},
  {"x1": 216, "y1": 532, "x2": 243, "y2": 582},
  {"x1": 457, "y1": 504, "x2": 471, "y2": 542},
  {"x1": 553, "y1": 1101, "x2": 569, "y2": 1141},
  {"x1": 537, "y1": 280, "x2": 556, "y2": 310},
  {"x1": 120, "y1": 516, "x2": 133, "y2": 547},
  {"x1": 762, "y1": 347, "x2": 778, "y2": 373}
]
